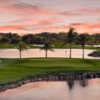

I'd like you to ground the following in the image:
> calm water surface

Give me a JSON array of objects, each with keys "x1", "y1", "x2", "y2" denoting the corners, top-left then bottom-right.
[
  {"x1": 0, "y1": 49, "x2": 98, "y2": 59},
  {"x1": 0, "y1": 78, "x2": 100, "y2": 100}
]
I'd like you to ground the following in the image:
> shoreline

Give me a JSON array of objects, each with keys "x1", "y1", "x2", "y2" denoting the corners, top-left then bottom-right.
[{"x1": 0, "y1": 72, "x2": 100, "y2": 93}]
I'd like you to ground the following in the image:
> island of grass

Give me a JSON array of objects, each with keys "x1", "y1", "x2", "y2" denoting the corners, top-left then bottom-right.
[{"x1": 0, "y1": 58, "x2": 100, "y2": 85}]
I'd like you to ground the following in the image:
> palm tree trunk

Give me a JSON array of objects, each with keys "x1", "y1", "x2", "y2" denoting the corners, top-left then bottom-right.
[
  {"x1": 45, "y1": 49, "x2": 48, "y2": 59},
  {"x1": 19, "y1": 49, "x2": 22, "y2": 61},
  {"x1": 65, "y1": 50, "x2": 67, "y2": 58},
  {"x1": 82, "y1": 45, "x2": 85, "y2": 60},
  {"x1": 69, "y1": 43, "x2": 72, "y2": 59}
]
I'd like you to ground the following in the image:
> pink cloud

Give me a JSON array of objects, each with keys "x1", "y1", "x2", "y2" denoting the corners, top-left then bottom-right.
[
  {"x1": 59, "y1": 11, "x2": 81, "y2": 16},
  {"x1": 0, "y1": 2, "x2": 57, "y2": 16},
  {"x1": 0, "y1": 1, "x2": 100, "y2": 34},
  {"x1": 70, "y1": 23, "x2": 100, "y2": 33},
  {"x1": 60, "y1": 8, "x2": 100, "y2": 16},
  {"x1": 36, "y1": 17, "x2": 63, "y2": 25},
  {"x1": 78, "y1": 8, "x2": 100, "y2": 15},
  {"x1": 1, "y1": 23, "x2": 100, "y2": 34},
  {"x1": 32, "y1": 23, "x2": 100, "y2": 34},
  {"x1": 0, "y1": 25, "x2": 25, "y2": 31}
]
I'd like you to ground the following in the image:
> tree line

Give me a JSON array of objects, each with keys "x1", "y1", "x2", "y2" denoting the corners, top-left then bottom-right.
[
  {"x1": 0, "y1": 28, "x2": 100, "y2": 60},
  {"x1": 0, "y1": 29, "x2": 100, "y2": 45}
]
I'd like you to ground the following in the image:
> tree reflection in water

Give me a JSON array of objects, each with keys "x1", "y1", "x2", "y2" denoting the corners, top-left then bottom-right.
[
  {"x1": 67, "y1": 79, "x2": 74, "y2": 90},
  {"x1": 79, "y1": 79, "x2": 88, "y2": 87},
  {"x1": 66, "y1": 79, "x2": 88, "y2": 90}
]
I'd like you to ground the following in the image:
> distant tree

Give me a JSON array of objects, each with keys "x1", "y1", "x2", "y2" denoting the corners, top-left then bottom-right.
[
  {"x1": 0, "y1": 37, "x2": 9, "y2": 43},
  {"x1": 91, "y1": 34, "x2": 100, "y2": 45},
  {"x1": 10, "y1": 34, "x2": 20, "y2": 44},
  {"x1": 65, "y1": 28, "x2": 77, "y2": 58},
  {"x1": 22, "y1": 34, "x2": 36, "y2": 44},
  {"x1": 78, "y1": 34, "x2": 89, "y2": 60},
  {"x1": 4, "y1": 33, "x2": 20, "y2": 44},
  {"x1": 40, "y1": 38, "x2": 53, "y2": 59}
]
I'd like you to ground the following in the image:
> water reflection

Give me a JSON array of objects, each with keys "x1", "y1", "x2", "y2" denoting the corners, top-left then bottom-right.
[
  {"x1": 0, "y1": 78, "x2": 100, "y2": 100},
  {"x1": 0, "y1": 49, "x2": 97, "y2": 59},
  {"x1": 79, "y1": 79, "x2": 88, "y2": 87},
  {"x1": 66, "y1": 79, "x2": 88, "y2": 90},
  {"x1": 67, "y1": 79, "x2": 74, "y2": 90}
]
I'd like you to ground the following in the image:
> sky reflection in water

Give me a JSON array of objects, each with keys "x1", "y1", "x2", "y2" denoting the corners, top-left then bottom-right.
[{"x1": 0, "y1": 78, "x2": 100, "y2": 100}]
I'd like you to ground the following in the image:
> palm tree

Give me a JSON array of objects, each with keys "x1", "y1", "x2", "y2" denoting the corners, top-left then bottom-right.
[
  {"x1": 16, "y1": 41, "x2": 28, "y2": 61},
  {"x1": 40, "y1": 39, "x2": 53, "y2": 59},
  {"x1": 66, "y1": 28, "x2": 77, "y2": 59},
  {"x1": 78, "y1": 34, "x2": 89, "y2": 60}
]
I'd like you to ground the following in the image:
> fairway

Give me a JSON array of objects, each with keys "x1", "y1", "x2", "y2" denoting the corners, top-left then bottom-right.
[{"x1": 0, "y1": 58, "x2": 100, "y2": 84}]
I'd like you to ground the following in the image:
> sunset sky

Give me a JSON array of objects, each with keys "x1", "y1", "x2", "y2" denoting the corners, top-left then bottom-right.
[{"x1": 0, "y1": 0, "x2": 100, "y2": 34}]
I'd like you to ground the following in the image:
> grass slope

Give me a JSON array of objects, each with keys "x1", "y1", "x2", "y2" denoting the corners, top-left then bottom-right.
[{"x1": 0, "y1": 58, "x2": 100, "y2": 84}]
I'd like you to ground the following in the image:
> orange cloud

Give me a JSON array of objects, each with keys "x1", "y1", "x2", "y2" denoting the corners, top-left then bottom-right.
[
  {"x1": 71, "y1": 23, "x2": 100, "y2": 33},
  {"x1": 0, "y1": 17, "x2": 63, "y2": 32},
  {"x1": 0, "y1": 25, "x2": 25, "y2": 31},
  {"x1": 0, "y1": 23, "x2": 100, "y2": 34}
]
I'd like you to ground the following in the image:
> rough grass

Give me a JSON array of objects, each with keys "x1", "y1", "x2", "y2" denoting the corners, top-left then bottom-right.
[{"x1": 0, "y1": 58, "x2": 100, "y2": 84}]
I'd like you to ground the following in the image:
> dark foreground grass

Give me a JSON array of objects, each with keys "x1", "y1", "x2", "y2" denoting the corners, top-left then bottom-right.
[{"x1": 0, "y1": 58, "x2": 100, "y2": 84}]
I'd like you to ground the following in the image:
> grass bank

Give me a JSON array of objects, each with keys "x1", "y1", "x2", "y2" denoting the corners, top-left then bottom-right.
[
  {"x1": 0, "y1": 43, "x2": 96, "y2": 49},
  {"x1": 0, "y1": 58, "x2": 100, "y2": 84}
]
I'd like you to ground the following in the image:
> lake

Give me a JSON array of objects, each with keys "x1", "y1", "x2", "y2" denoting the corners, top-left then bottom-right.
[
  {"x1": 0, "y1": 78, "x2": 100, "y2": 100},
  {"x1": 0, "y1": 49, "x2": 99, "y2": 59}
]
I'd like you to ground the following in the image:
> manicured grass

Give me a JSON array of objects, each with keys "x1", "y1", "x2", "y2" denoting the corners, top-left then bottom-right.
[
  {"x1": 53, "y1": 42, "x2": 96, "y2": 49},
  {"x1": 0, "y1": 43, "x2": 96, "y2": 49},
  {"x1": 0, "y1": 44, "x2": 16, "y2": 48},
  {"x1": 0, "y1": 58, "x2": 100, "y2": 84}
]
